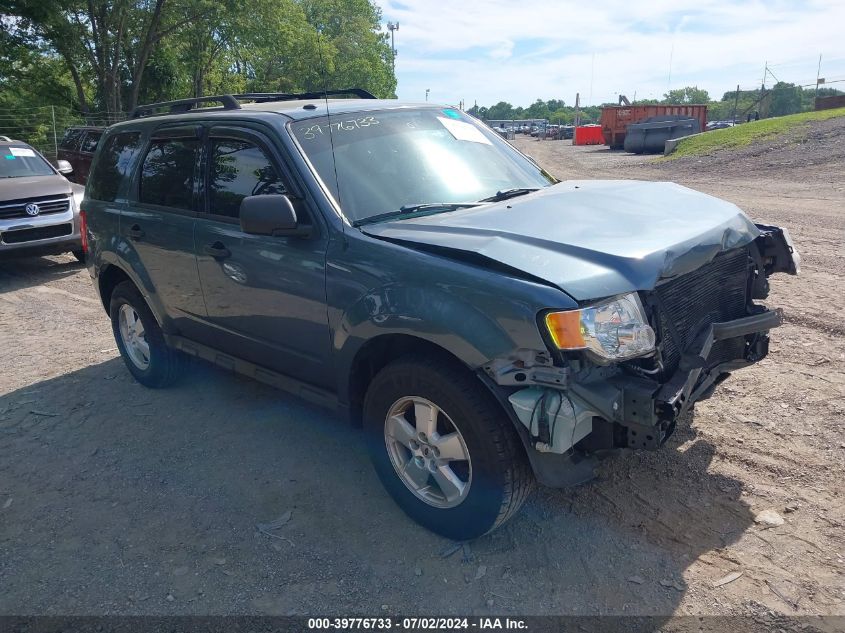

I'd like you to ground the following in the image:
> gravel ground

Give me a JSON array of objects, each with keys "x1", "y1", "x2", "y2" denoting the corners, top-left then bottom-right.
[{"x1": 1, "y1": 124, "x2": 843, "y2": 617}]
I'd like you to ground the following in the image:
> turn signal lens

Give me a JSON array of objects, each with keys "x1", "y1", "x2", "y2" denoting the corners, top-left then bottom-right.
[
  {"x1": 545, "y1": 310, "x2": 586, "y2": 350},
  {"x1": 545, "y1": 293, "x2": 656, "y2": 363}
]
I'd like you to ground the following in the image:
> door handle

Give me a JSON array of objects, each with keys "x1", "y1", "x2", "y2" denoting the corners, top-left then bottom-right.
[
  {"x1": 127, "y1": 224, "x2": 144, "y2": 240},
  {"x1": 203, "y1": 241, "x2": 231, "y2": 259}
]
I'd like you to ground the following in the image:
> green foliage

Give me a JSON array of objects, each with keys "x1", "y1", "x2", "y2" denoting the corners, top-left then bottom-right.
[
  {"x1": 768, "y1": 82, "x2": 803, "y2": 117},
  {"x1": 1, "y1": 0, "x2": 396, "y2": 114},
  {"x1": 471, "y1": 99, "x2": 601, "y2": 124},
  {"x1": 663, "y1": 86, "x2": 710, "y2": 104}
]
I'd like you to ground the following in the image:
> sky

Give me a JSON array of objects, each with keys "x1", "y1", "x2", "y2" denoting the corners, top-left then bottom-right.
[{"x1": 378, "y1": 0, "x2": 845, "y2": 108}]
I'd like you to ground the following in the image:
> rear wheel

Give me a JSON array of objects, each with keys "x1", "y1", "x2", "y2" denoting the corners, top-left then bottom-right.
[
  {"x1": 110, "y1": 281, "x2": 185, "y2": 388},
  {"x1": 363, "y1": 355, "x2": 534, "y2": 539}
]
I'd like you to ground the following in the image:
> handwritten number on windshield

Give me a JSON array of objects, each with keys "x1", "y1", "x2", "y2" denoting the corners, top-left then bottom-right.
[{"x1": 300, "y1": 116, "x2": 380, "y2": 140}]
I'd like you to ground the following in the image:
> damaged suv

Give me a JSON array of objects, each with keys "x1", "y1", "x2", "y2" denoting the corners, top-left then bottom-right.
[{"x1": 84, "y1": 92, "x2": 799, "y2": 539}]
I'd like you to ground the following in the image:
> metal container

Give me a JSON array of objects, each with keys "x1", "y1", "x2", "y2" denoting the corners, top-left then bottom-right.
[
  {"x1": 600, "y1": 105, "x2": 708, "y2": 148},
  {"x1": 572, "y1": 126, "x2": 605, "y2": 145},
  {"x1": 623, "y1": 116, "x2": 702, "y2": 154}
]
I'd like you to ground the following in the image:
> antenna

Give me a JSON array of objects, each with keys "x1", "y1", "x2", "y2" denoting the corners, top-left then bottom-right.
[{"x1": 316, "y1": 30, "x2": 345, "y2": 230}]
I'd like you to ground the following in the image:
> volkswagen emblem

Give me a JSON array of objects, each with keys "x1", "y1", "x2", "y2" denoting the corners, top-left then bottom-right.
[{"x1": 25, "y1": 203, "x2": 40, "y2": 216}]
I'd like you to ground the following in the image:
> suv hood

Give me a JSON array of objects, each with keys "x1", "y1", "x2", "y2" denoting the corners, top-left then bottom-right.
[
  {"x1": 360, "y1": 180, "x2": 761, "y2": 301},
  {"x1": 0, "y1": 174, "x2": 73, "y2": 201}
]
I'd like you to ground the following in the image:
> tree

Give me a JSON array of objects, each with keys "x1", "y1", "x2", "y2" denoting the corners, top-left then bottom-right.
[
  {"x1": 2, "y1": 0, "x2": 396, "y2": 114},
  {"x1": 486, "y1": 101, "x2": 515, "y2": 120},
  {"x1": 299, "y1": 0, "x2": 396, "y2": 98},
  {"x1": 663, "y1": 86, "x2": 710, "y2": 104},
  {"x1": 176, "y1": 0, "x2": 321, "y2": 98},
  {"x1": 768, "y1": 82, "x2": 803, "y2": 117},
  {"x1": 524, "y1": 99, "x2": 550, "y2": 120},
  {"x1": 4, "y1": 0, "x2": 207, "y2": 113}
]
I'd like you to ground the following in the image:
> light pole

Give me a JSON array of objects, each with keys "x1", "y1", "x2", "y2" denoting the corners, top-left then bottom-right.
[
  {"x1": 387, "y1": 22, "x2": 399, "y2": 72},
  {"x1": 425, "y1": 88, "x2": 430, "y2": 102}
]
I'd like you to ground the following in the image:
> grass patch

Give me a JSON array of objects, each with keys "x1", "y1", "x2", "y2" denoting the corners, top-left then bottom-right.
[{"x1": 663, "y1": 107, "x2": 845, "y2": 159}]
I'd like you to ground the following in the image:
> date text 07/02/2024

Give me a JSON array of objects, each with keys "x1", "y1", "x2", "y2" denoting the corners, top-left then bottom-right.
[{"x1": 306, "y1": 617, "x2": 528, "y2": 630}]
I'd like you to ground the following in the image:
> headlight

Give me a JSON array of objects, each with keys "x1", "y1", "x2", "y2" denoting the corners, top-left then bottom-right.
[{"x1": 545, "y1": 292, "x2": 656, "y2": 363}]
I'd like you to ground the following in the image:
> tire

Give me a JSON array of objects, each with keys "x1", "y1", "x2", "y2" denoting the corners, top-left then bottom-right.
[
  {"x1": 109, "y1": 280, "x2": 185, "y2": 388},
  {"x1": 72, "y1": 249, "x2": 85, "y2": 263},
  {"x1": 363, "y1": 355, "x2": 534, "y2": 540}
]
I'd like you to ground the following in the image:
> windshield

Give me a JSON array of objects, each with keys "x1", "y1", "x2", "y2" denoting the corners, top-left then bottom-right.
[
  {"x1": 290, "y1": 107, "x2": 554, "y2": 223},
  {"x1": 0, "y1": 145, "x2": 55, "y2": 178}
]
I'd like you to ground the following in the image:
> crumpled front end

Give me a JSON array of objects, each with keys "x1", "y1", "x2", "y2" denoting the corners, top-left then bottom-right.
[{"x1": 483, "y1": 224, "x2": 799, "y2": 487}]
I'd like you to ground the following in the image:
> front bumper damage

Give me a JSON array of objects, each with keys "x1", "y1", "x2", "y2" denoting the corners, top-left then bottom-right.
[{"x1": 482, "y1": 224, "x2": 798, "y2": 488}]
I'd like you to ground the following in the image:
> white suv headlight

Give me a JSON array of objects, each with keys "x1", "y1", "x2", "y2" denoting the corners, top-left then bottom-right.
[{"x1": 545, "y1": 292, "x2": 656, "y2": 363}]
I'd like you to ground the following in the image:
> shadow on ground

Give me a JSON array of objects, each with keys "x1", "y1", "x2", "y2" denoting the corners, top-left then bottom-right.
[
  {"x1": 0, "y1": 357, "x2": 754, "y2": 615},
  {"x1": 0, "y1": 255, "x2": 83, "y2": 293}
]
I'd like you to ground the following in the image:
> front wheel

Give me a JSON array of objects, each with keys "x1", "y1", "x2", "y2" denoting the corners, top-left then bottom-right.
[{"x1": 363, "y1": 355, "x2": 534, "y2": 540}]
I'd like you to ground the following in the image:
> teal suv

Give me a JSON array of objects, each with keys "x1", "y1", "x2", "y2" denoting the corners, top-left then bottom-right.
[{"x1": 83, "y1": 91, "x2": 799, "y2": 539}]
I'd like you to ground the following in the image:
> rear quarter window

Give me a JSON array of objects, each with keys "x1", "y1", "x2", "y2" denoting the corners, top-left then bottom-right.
[{"x1": 87, "y1": 132, "x2": 143, "y2": 202}]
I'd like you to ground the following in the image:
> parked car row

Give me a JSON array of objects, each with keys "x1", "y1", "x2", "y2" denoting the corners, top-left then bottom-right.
[{"x1": 705, "y1": 120, "x2": 737, "y2": 130}]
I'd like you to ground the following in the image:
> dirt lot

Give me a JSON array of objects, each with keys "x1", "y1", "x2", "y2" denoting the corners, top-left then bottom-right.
[{"x1": 1, "y1": 124, "x2": 843, "y2": 617}]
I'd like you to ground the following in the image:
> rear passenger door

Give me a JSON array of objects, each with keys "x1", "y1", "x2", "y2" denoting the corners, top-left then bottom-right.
[
  {"x1": 121, "y1": 125, "x2": 207, "y2": 338},
  {"x1": 193, "y1": 125, "x2": 331, "y2": 388}
]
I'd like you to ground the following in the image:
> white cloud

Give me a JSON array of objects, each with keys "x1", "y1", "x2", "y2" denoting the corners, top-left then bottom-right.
[{"x1": 380, "y1": 0, "x2": 845, "y2": 107}]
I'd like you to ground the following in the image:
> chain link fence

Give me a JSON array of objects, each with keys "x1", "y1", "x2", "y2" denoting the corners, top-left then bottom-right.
[{"x1": 0, "y1": 107, "x2": 127, "y2": 161}]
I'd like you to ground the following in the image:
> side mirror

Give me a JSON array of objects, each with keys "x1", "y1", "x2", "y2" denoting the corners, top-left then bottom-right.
[
  {"x1": 239, "y1": 194, "x2": 311, "y2": 237},
  {"x1": 56, "y1": 159, "x2": 74, "y2": 175}
]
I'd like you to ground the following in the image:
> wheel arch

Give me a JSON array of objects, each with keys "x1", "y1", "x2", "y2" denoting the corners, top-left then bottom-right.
[
  {"x1": 97, "y1": 263, "x2": 133, "y2": 315},
  {"x1": 97, "y1": 262, "x2": 170, "y2": 332},
  {"x1": 345, "y1": 333, "x2": 476, "y2": 426}
]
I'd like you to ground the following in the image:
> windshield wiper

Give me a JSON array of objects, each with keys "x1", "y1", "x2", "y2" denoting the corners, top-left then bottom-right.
[
  {"x1": 353, "y1": 202, "x2": 479, "y2": 227},
  {"x1": 479, "y1": 187, "x2": 540, "y2": 202}
]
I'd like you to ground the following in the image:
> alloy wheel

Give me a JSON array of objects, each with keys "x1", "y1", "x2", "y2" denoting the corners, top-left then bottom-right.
[{"x1": 384, "y1": 396, "x2": 472, "y2": 509}]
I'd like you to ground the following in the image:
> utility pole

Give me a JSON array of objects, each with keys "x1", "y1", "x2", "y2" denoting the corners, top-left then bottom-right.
[
  {"x1": 814, "y1": 53, "x2": 823, "y2": 100},
  {"x1": 761, "y1": 61, "x2": 767, "y2": 91},
  {"x1": 573, "y1": 92, "x2": 580, "y2": 145},
  {"x1": 387, "y1": 22, "x2": 399, "y2": 72},
  {"x1": 732, "y1": 84, "x2": 740, "y2": 123}
]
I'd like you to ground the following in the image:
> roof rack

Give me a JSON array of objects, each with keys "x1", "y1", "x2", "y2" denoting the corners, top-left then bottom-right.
[
  {"x1": 131, "y1": 88, "x2": 377, "y2": 119},
  {"x1": 131, "y1": 95, "x2": 241, "y2": 119},
  {"x1": 233, "y1": 88, "x2": 377, "y2": 102}
]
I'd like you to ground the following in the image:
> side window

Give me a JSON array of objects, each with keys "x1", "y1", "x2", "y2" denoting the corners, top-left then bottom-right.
[
  {"x1": 60, "y1": 129, "x2": 83, "y2": 150},
  {"x1": 80, "y1": 131, "x2": 102, "y2": 153},
  {"x1": 208, "y1": 138, "x2": 286, "y2": 219},
  {"x1": 87, "y1": 132, "x2": 142, "y2": 202},
  {"x1": 139, "y1": 138, "x2": 200, "y2": 211}
]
